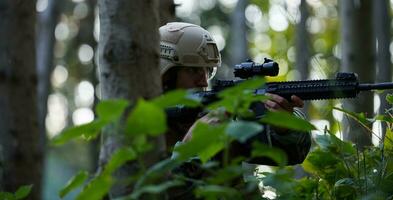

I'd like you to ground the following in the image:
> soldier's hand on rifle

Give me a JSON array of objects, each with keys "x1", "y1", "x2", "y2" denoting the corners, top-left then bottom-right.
[
  {"x1": 264, "y1": 93, "x2": 304, "y2": 112},
  {"x1": 264, "y1": 93, "x2": 304, "y2": 134}
]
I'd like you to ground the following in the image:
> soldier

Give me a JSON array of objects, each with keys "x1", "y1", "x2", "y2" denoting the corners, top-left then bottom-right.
[{"x1": 160, "y1": 22, "x2": 311, "y2": 165}]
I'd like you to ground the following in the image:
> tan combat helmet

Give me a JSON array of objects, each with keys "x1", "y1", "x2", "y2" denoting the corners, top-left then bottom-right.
[{"x1": 159, "y1": 22, "x2": 221, "y2": 78}]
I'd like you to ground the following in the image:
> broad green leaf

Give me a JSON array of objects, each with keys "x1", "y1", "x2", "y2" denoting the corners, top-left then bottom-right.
[
  {"x1": 207, "y1": 97, "x2": 239, "y2": 113},
  {"x1": 59, "y1": 171, "x2": 89, "y2": 198},
  {"x1": 130, "y1": 180, "x2": 183, "y2": 199},
  {"x1": 131, "y1": 134, "x2": 153, "y2": 153},
  {"x1": 134, "y1": 158, "x2": 180, "y2": 190},
  {"x1": 151, "y1": 89, "x2": 201, "y2": 108},
  {"x1": 260, "y1": 111, "x2": 316, "y2": 132},
  {"x1": 315, "y1": 133, "x2": 355, "y2": 155},
  {"x1": 126, "y1": 99, "x2": 167, "y2": 136},
  {"x1": 333, "y1": 107, "x2": 373, "y2": 125},
  {"x1": 74, "y1": 148, "x2": 135, "y2": 200},
  {"x1": 207, "y1": 165, "x2": 245, "y2": 184},
  {"x1": 96, "y1": 99, "x2": 129, "y2": 121},
  {"x1": 0, "y1": 192, "x2": 14, "y2": 200},
  {"x1": 386, "y1": 94, "x2": 393, "y2": 105},
  {"x1": 251, "y1": 142, "x2": 287, "y2": 167},
  {"x1": 195, "y1": 185, "x2": 242, "y2": 199},
  {"x1": 199, "y1": 142, "x2": 225, "y2": 163},
  {"x1": 103, "y1": 147, "x2": 137, "y2": 176},
  {"x1": 207, "y1": 78, "x2": 266, "y2": 114},
  {"x1": 76, "y1": 175, "x2": 112, "y2": 200},
  {"x1": 218, "y1": 78, "x2": 265, "y2": 99},
  {"x1": 384, "y1": 128, "x2": 393, "y2": 152},
  {"x1": 226, "y1": 121, "x2": 263, "y2": 143},
  {"x1": 302, "y1": 149, "x2": 340, "y2": 174},
  {"x1": 51, "y1": 119, "x2": 107, "y2": 145},
  {"x1": 173, "y1": 122, "x2": 226, "y2": 163},
  {"x1": 375, "y1": 114, "x2": 393, "y2": 123},
  {"x1": 302, "y1": 149, "x2": 348, "y2": 185},
  {"x1": 14, "y1": 185, "x2": 33, "y2": 200},
  {"x1": 334, "y1": 178, "x2": 357, "y2": 199},
  {"x1": 294, "y1": 178, "x2": 319, "y2": 198},
  {"x1": 380, "y1": 172, "x2": 393, "y2": 193},
  {"x1": 260, "y1": 169, "x2": 296, "y2": 194}
]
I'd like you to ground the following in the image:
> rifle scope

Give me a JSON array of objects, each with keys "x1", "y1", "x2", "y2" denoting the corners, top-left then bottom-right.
[{"x1": 234, "y1": 58, "x2": 279, "y2": 79}]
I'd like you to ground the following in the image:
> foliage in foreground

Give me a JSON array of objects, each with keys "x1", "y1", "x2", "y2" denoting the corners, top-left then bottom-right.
[
  {"x1": 0, "y1": 185, "x2": 33, "y2": 200},
  {"x1": 48, "y1": 78, "x2": 393, "y2": 199}
]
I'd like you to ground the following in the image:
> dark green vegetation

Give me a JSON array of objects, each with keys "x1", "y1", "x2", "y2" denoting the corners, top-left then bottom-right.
[{"x1": 49, "y1": 79, "x2": 393, "y2": 199}]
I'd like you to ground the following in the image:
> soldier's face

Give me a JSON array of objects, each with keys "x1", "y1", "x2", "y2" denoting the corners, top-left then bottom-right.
[{"x1": 176, "y1": 67, "x2": 209, "y2": 90}]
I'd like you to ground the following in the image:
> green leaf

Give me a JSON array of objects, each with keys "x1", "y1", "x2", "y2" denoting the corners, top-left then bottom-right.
[
  {"x1": 334, "y1": 178, "x2": 357, "y2": 199},
  {"x1": 315, "y1": 133, "x2": 355, "y2": 155},
  {"x1": 375, "y1": 114, "x2": 393, "y2": 123},
  {"x1": 251, "y1": 142, "x2": 288, "y2": 167},
  {"x1": 131, "y1": 180, "x2": 183, "y2": 199},
  {"x1": 380, "y1": 172, "x2": 393, "y2": 193},
  {"x1": 260, "y1": 111, "x2": 316, "y2": 132},
  {"x1": 260, "y1": 169, "x2": 296, "y2": 194},
  {"x1": 386, "y1": 94, "x2": 393, "y2": 105},
  {"x1": 302, "y1": 149, "x2": 340, "y2": 174},
  {"x1": 151, "y1": 89, "x2": 201, "y2": 108},
  {"x1": 207, "y1": 165, "x2": 245, "y2": 184},
  {"x1": 103, "y1": 147, "x2": 137, "y2": 176},
  {"x1": 195, "y1": 185, "x2": 242, "y2": 199},
  {"x1": 226, "y1": 121, "x2": 263, "y2": 143},
  {"x1": 207, "y1": 78, "x2": 267, "y2": 114},
  {"x1": 0, "y1": 192, "x2": 15, "y2": 200},
  {"x1": 76, "y1": 175, "x2": 112, "y2": 200},
  {"x1": 96, "y1": 99, "x2": 129, "y2": 121},
  {"x1": 302, "y1": 149, "x2": 348, "y2": 185},
  {"x1": 173, "y1": 123, "x2": 226, "y2": 163},
  {"x1": 333, "y1": 107, "x2": 373, "y2": 125},
  {"x1": 14, "y1": 185, "x2": 33, "y2": 200},
  {"x1": 51, "y1": 119, "x2": 107, "y2": 145},
  {"x1": 384, "y1": 128, "x2": 393, "y2": 152},
  {"x1": 134, "y1": 158, "x2": 180, "y2": 190},
  {"x1": 218, "y1": 78, "x2": 265, "y2": 99},
  {"x1": 131, "y1": 134, "x2": 152, "y2": 153},
  {"x1": 75, "y1": 147, "x2": 135, "y2": 200},
  {"x1": 59, "y1": 171, "x2": 89, "y2": 198},
  {"x1": 126, "y1": 99, "x2": 167, "y2": 136}
]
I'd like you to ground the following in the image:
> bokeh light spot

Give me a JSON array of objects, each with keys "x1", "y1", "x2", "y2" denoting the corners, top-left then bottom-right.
[
  {"x1": 72, "y1": 108, "x2": 94, "y2": 126},
  {"x1": 78, "y1": 44, "x2": 94, "y2": 64},
  {"x1": 75, "y1": 80, "x2": 95, "y2": 108},
  {"x1": 51, "y1": 65, "x2": 69, "y2": 88}
]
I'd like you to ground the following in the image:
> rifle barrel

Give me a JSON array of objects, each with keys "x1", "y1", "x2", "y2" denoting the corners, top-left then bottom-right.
[{"x1": 358, "y1": 82, "x2": 393, "y2": 91}]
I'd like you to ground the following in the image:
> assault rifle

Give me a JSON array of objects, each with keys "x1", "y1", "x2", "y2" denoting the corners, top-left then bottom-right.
[
  {"x1": 166, "y1": 58, "x2": 393, "y2": 118},
  {"x1": 199, "y1": 58, "x2": 393, "y2": 103}
]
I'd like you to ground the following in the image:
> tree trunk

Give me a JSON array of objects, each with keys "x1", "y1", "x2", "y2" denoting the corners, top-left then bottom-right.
[
  {"x1": 229, "y1": 0, "x2": 248, "y2": 67},
  {"x1": 97, "y1": 0, "x2": 165, "y2": 197},
  {"x1": 159, "y1": 0, "x2": 176, "y2": 26},
  {"x1": 374, "y1": 0, "x2": 392, "y2": 140},
  {"x1": 340, "y1": 0, "x2": 375, "y2": 147},
  {"x1": 0, "y1": 1, "x2": 43, "y2": 199},
  {"x1": 37, "y1": 0, "x2": 60, "y2": 138},
  {"x1": 295, "y1": 0, "x2": 311, "y2": 116},
  {"x1": 36, "y1": 1, "x2": 60, "y2": 183},
  {"x1": 216, "y1": 0, "x2": 248, "y2": 80},
  {"x1": 74, "y1": 0, "x2": 100, "y2": 172}
]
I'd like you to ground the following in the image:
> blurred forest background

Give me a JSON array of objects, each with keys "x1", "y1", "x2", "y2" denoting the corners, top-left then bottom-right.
[{"x1": 0, "y1": 0, "x2": 392, "y2": 199}]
